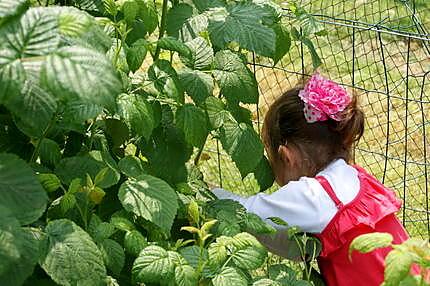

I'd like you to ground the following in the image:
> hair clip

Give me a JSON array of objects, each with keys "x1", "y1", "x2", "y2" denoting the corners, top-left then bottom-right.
[{"x1": 298, "y1": 72, "x2": 351, "y2": 123}]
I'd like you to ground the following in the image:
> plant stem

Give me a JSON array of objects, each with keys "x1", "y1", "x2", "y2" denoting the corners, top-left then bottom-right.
[
  {"x1": 154, "y1": 0, "x2": 169, "y2": 60},
  {"x1": 194, "y1": 135, "x2": 209, "y2": 165},
  {"x1": 30, "y1": 116, "x2": 56, "y2": 163}
]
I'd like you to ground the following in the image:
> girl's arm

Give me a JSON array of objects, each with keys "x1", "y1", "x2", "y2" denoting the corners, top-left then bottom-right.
[{"x1": 213, "y1": 178, "x2": 328, "y2": 233}]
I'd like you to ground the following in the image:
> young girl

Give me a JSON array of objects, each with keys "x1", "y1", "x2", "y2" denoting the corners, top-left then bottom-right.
[{"x1": 213, "y1": 73, "x2": 410, "y2": 285}]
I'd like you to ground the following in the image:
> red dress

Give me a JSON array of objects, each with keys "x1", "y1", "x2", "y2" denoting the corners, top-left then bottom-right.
[{"x1": 314, "y1": 165, "x2": 410, "y2": 286}]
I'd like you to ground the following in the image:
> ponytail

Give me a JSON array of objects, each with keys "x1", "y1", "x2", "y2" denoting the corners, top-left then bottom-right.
[{"x1": 335, "y1": 95, "x2": 365, "y2": 150}]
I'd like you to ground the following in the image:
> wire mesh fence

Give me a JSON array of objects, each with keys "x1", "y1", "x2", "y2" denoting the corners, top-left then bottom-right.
[{"x1": 201, "y1": 0, "x2": 430, "y2": 240}]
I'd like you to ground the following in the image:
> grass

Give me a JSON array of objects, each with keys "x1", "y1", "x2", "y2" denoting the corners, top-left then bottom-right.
[{"x1": 200, "y1": 0, "x2": 430, "y2": 239}]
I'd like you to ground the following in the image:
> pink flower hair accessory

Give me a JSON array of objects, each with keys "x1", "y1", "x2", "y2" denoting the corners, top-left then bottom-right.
[{"x1": 298, "y1": 72, "x2": 351, "y2": 123}]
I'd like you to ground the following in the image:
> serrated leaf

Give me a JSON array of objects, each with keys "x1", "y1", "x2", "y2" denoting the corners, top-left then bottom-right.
[
  {"x1": 38, "y1": 173, "x2": 61, "y2": 193},
  {"x1": 272, "y1": 23, "x2": 291, "y2": 64},
  {"x1": 349, "y1": 232, "x2": 393, "y2": 258},
  {"x1": 220, "y1": 119, "x2": 264, "y2": 177},
  {"x1": 40, "y1": 46, "x2": 121, "y2": 109},
  {"x1": 0, "y1": 206, "x2": 24, "y2": 276},
  {"x1": 175, "y1": 264, "x2": 198, "y2": 286},
  {"x1": 384, "y1": 249, "x2": 416, "y2": 286},
  {"x1": 0, "y1": 153, "x2": 48, "y2": 225},
  {"x1": 5, "y1": 81, "x2": 57, "y2": 138},
  {"x1": 55, "y1": 151, "x2": 120, "y2": 189},
  {"x1": 100, "y1": 239, "x2": 125, "y2": 277},
  {"x1": 212, "y1": 267, "x2": 247, "y2": 286},
  {"x1": 208, "y1": 3, "x2": 276, "y2": 56},
  {"x1": 158, "y1": 36, "x2": 192, "y2": 58},
  {"x1": 110, "y1": 216, "x2": 135, "y2": 232},
  {"x1": 179, "y1": 245, "x2": 208, "y2": 269},
  {"x1": 39, "y1": 138, "x2": 62, "y2": 167},
  {"x1": 148, "y1": 59, "x2": 184, "y2": 104},
  {"x1": 60, "y1": 100, "x2": 103, "y2": 131},
  {"x1": 0, "y1": 0, "x2": 27, "y2": 23},
  {"x1": 229, "y1": 232, "x2": 267, "y2": 270},
  {"x1": 176, "y1": 104, "x2": 208, "y2": 147},
  {"x1": 118, "y1": 155, "x2": 145, "y2": 178},
  {"x1": 41, "y1": 219, "x2": 107, "y2": 286},
  {"x1": 244, "y1": 213, "x2": 276, "y2": 235},
  {"x1": 183, "y1": 37, "x2": 213, "y2": 70},
  {"x1": 137, "y1": 0, "x2": 158, "y2": 35},
  {"x1": 268, "y1": 264, "x2": 297, "y2": 282},
  {"x1": 0, "y1": 226, "x2": 42, "y2": 286},
  {"x1": 93, "y1": 222, "x2": 116, "y2": 242},
  {"x1": 187, "y1": 200, "x2": 199, "y2": 225},
  {"x1": 166, "y1": 3, "x2": 208, "y2": 42},
  {"x1": 132, "y1": 245, "x2": 175, "y2": 283},
  {"x1": 126, "y1": 39, "x2": 147, "y2": 72},
  {"x1": 205, "y1": 96, "x2": 231, "y2": 129},
  {"x1": 117, "y1": 93, "x2": 155, "y2": 140},
  {"x1": 118, "y1": 174, "x2": 178, "y2": 233},
  {"x1": 253, "y1": 279, "x2": 282, "y2": 286},
  {"x1": 122, "y1": 0, "x2": 138, "y2": 24},
  {"x1": 124, "y1": 230, "x2": 147, "y2": 257},
  {"x1": 179, "y1": 69, "x2": 213, "y2": 106},
  {"x1": 267, "y1": 217, "x2": 288, "y2": 227},
  {"x1": 58, "y1": 7, "x2": 93, "y2": 38},
  {"x1": 0, "y1": 7, "x2": 60, "y2": 57},
  {"x1": 253, "y1": 156, "x2": 275, "y2": 191},
  {"x1": 213, "y1": 50, "x2": 259, "y2": 104}
]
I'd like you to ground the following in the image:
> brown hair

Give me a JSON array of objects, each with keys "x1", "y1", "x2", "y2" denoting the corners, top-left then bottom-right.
[{"x1": 262, "y1": 86, "x2": 364, "y2": 177}]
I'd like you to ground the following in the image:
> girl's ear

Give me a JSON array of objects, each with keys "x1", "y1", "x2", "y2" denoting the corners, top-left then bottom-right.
[{"x1": 278, "y1": 145, "x2": 297, "y2": 167}]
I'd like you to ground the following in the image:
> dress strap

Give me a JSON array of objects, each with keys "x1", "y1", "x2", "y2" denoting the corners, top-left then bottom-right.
[{"x1": 315, "y1": 176, "x2": 344, "y2": 210}]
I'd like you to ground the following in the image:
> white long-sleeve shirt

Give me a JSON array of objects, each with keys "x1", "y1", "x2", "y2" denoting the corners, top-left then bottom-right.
[
  {"x1": 213, "y1": 159, "x2": 360, "y2": 258},
  {"x1": 214, "y1": 159, "x2": 360, "y2": 232}
]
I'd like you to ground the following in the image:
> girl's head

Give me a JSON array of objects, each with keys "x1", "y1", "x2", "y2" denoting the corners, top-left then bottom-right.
[{"x1": 262, "y1": 73, "x2": 364, "y2": 186}]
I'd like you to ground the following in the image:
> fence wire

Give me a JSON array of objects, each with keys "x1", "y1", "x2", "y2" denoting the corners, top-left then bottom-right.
[{"x1": 201, "y1": 0, "x2": 430, "y2": 240}]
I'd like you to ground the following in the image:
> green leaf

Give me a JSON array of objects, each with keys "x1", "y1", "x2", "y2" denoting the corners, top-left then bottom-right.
[
  {"x1": 5, "y1": 81, "x2": 57, "y2": 138},
  {"x1": 229, "y1": 232, "x2": 267, "y2": 270},
  {"x1": 208, "y1": 3, "x2": 276, "y2": 56},
  {"x1": 105, "y1": 118, "x2": 129, "y2": 148},
  {"x1": 253, "y1": 156, "x2": 275, "y2": 191},
  {"x1": 0, "y1": 226, "x2": 42, "y2": 286},
  {"x1": 41, "y1": 219, "x2": 107, "y2": 286},
  {"x1": 176, "y1": 104, "x2": 209, "y2": 147},
  {"x1": 0, "y1": 206, "x2": 24, "y2": 276},
  {"x1": 39, "y1": 138, "x2": 62, "y2": 167},
  {"x1": 0, "y1": 7, "x2": 60, "y2": 58},
  {"x1": 384, "y1": 249, "x2": 416, "y2": 286},
  {"x1": 124, "y1": 230, "x2": 147, "y2": 257},
  {"x1": 175, "y1": 264, "x2": 198, "y2": 286},
  {"x1": 93, "y1": 222, "x2": 116, "y2": 242},
  {"x1": 205, "y1": 97, "x2": 231, "y2": 129},
  {"x1": 212, "y1": 267, "x2": 247, "y2": 286},
  {"x1": 126, "y1": 39, "x2": 147, "y2": 72},
  {"x1": 100, "y1": 239, "x2": 125, "y2": 277},
  {"x1": 117, "y1": 93, "x2": 155, "y2": 140},
  {"x1": 72, "y1": 0, "x2": 104, "y2": 13},
  {"x1": 136, "y1": 0, "x2": 158, "y2": 35},
  {"x1": 55, "y1": 151, "x2": 120, "y2": 189},
  {"x1": 244, "y1": 213, "x2": 276, "y2": 235},
  {"x1": 268, "y1": 264, "x2": 297, "y2": 283},
  {"x1": 301, "y1": 38, "x2": 322, "y2": 69},
  {"x1": 148, "y1": 59, "x2": 184, "y2": 104},
  {"x1": 349, "y1": 232, "x2": 393, "y2": 258},
  {"x1": 132, "y1": 245, "x2": 175, "y2": 284},
  {"x1": 272, "y1": 23, "x2": 291, "y2": 64},
  {"x1": 0, "y1": 57, "x2": 26, "y2": 104},
  {"x1": 118, "y1": 155, "x2": 145, "y2": 178},
  {"x1": 267, "y1": 217, "x2": 288, "y2": 227},
  {"x1": 110, "y1": 215, "x2": 135, "y2": 232},
  {"x1": 220, "y1": 119, "x2": 264, "y2": 177},
  {"x1": 38, "y1": 173, "x2": 61, "y2": 193},
  {"x1": 57, "y1": 7, "x2": 93, "y2": 38},
  {"x1": 253, "y1": 279, "x2": 282, "y2": 286},
  {"x1": 40, "y1": 46, "x2": 121, "y2": 109},
  {"x1": 166, "y1": 3, "x2": 208, "y2": 42},
  {"x1": 0, "y1": 0, "x2": 27, "y2": 24},
  {"x1": 179, "y1": 68, "x2": 213, "y2": 106},
  {"x1": 59, "y1": 100, "x2": 103, "y2": 131},
  {"x1": 158, "y1": 36, "x2": 192, "y2": 58},
  {"x1": 182, "y1": 37, "x2": 213, "y2": 70},
  {"x1": 0, "y1": 153, "x2": 47, "y2": 225},
  {"x1": 213, "y1": 50, "x2": 259, "y2": 104},
  {"x1": 179, "y1": 245, "x2": 208, "y2": 269},
  {"x1": 118, "y1": 174, "x2": 179, "y2": 233},
  {"x1": 122, "y1": 0, "x2": 138, "y2": 24},
  {"x1": 208, "y1": 236, "x2": 232, "y2": 266}
]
